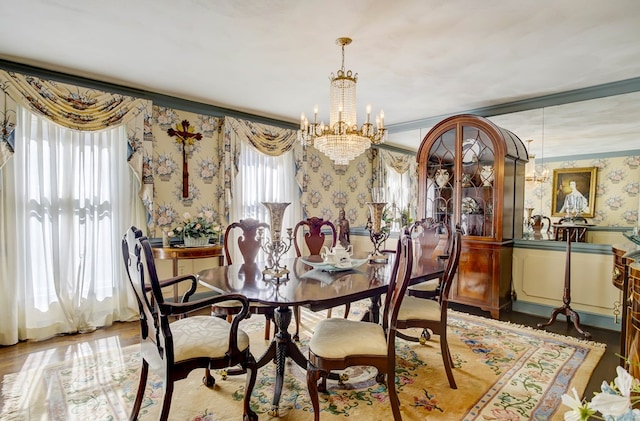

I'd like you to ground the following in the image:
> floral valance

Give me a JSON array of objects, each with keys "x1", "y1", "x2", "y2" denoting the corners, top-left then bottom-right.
[
  {"x1": 380, "y1": 149, "x2": 413, "y2": 174},
  {"x1": 0, "y1": 69, "x2": 154, "y2": 230},
  {"x1": 225, "y1": 116, "x2": 297, "y2": 157}
]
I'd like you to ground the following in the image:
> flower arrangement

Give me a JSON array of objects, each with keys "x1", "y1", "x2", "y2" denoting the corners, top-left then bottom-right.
[
  {"x1": 562, "y1": 366, "x2": 640, "y2": 420},
  {"x1": 167, "y1": 211, "x2": 220, "y2": 243}
]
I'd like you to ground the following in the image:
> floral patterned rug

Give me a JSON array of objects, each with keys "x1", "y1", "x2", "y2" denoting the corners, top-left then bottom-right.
[{"x1": 0, "y1": 306, "x2": 605, "y2": 420}]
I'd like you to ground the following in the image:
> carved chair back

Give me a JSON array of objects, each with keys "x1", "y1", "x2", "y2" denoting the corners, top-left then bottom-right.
[
  {"x1": 224, "y1": 218, "x2": 270, "y2": 264},
  {"x1": 293, "y1": 217, "x2": 337, "y2": 257}
]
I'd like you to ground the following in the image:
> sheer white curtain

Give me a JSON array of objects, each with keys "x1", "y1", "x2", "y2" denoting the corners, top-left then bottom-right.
[
  {"x1": 0, "y1": 105, "x2": 144, "y2": 345},
  {"x1": 385, "y1": 164, "x2": 411, "y2": 231},
  {"x1": 229, "y1": 141, "x2": 301, "y2": 263}
]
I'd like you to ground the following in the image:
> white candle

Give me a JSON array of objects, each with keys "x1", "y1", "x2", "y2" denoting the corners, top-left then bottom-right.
[
  {"x1": 366, "y1": 104, "x2": 371, "y2": 123},
  {"x1": 300, "y1": 112, "x2": 305, "y2": 130}
]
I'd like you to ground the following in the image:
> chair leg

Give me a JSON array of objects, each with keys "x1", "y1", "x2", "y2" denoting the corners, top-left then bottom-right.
[
  {"x1": 242, "y1": 355, "x2": 259, "y2": 421},
  {"x1": 159, "y1": 377, "x2": 174, "y2": 421},
  {"x1": 343, "y1": 303, "x2": 350, "y2": 319},
  {"x1": 386, "y1": 368, "x2": 402, "y2": 421},
  {"x1": 130, "y1": 359, "x2": 149, "y2": 421},
  {"x1": 440, "y1": 332, "x2": 457, "y2": 389},
  {"x1": 326, "y1": 308, "x2": 332, "y2": 318},
  {"x1": 306, "y1": 363, "x2": 323, "y2": 421},
  {"x1": 203, "y1": 367, "x2": 215, "y2": 387},
  {"x1": 293, "y1": 305, "x2": 301, "y2": 341}
]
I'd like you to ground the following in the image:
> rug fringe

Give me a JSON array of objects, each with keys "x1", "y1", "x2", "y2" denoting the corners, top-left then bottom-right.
[{"x1": 449, "y1": 309, "x2": 608, "y2": 349}]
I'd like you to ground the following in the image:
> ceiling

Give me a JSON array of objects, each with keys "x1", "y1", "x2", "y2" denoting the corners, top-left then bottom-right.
[{"x1": 1, "y1": 0, "x2": 640, "y2": 158}]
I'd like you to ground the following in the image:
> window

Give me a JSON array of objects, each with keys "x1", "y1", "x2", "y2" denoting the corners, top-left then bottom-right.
[
  {"x1": 230, "y1": 141, "x2": 301, "y2": 260},
  {"x1": 3, "y1": 105, "x2": 141, "y2": 338}
]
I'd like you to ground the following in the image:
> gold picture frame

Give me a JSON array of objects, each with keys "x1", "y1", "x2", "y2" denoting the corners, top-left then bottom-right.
[{"x1": 551, "y1": 167, "x2": 597, "y2": 218}]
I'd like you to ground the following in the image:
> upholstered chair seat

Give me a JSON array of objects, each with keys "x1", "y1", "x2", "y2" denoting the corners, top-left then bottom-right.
[
  {"x1": 170, "y1": 315, "x2": 250, "y2": 362},
  {"x1": 396, "y1": 296, "x2": 441, "y2": 322},
  {"x1": 407, "y1": 278, "x2": 438, "y2": 294},
  {"x1": 308, "y1": 318, "x2": 387, "y2": 359}
]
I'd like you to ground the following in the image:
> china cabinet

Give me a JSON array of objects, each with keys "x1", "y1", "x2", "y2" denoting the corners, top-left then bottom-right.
[{"x1": 417, "y1": 114, "x2": 528, "y2": 318}]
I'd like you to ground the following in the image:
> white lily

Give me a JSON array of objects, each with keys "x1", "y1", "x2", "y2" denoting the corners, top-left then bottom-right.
[
  {"x1": 590, "y1": 367, "x2": 634, "y2": 417},
  {"x1": 562, "y1": 387, "x2": 593, "y2": 421}
]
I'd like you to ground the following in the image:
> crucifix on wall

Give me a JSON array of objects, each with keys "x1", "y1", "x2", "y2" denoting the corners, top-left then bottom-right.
[{"x1": 167, "y1": 120, "x2": 203, "y2": 198}]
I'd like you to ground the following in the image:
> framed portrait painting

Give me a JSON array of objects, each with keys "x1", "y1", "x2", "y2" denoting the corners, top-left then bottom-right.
[{"x1": 551, "y1": 167, "x2": 597, "y2": 218}]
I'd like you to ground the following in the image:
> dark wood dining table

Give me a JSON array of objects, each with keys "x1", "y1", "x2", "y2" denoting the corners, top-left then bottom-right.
[{"x1": 196, "y1": 253, "x2": 445, "y2": 415}]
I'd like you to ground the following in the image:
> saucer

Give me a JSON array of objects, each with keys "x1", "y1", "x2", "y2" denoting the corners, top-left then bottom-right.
[{"x1": 300, "y1": 258, "x2": 368, "y2": 272}]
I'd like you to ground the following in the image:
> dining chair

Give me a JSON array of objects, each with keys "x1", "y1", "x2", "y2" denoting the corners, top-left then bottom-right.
[
  {"x1": 293, "y1": 217, "x2": 349, "y2": 341},
  {"x1": 121, "y1": 226, "x2": 258, "y2": 421},
  {"x1": 306, "y1": 232, "x2": 414, "y2": 421},
  {"x1": 212, "y1": 218, "x2": 277, "y2": 340},
  {"x1": 395, "y1": 224, "x2": 462, "y2": 389},
  {"x1": 406, "y1": 218, "x2": 452, "y2": 301}
]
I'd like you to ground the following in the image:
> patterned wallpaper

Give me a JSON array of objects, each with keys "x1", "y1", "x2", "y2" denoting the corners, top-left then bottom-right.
[
  {"x1": 150, "y1": 105, "x2": 386, "y2": 236},
  {"x1": 524, "y1": 155, "x2": 640, "y2": 227},
  {"x1": 151, "y1": 106, "x2": 225, "y2": 235},
  {"x1": 296, "y1": 144, "x2": 377, "y2": 229}
]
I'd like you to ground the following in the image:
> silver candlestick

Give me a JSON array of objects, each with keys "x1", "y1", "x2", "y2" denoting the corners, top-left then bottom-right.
[
  {"x1": 259, "y1": 202, "x2": 293, "y2": 281},
  {"x1": 366, "y1": 201, "x2": 389, "y2": 262}
]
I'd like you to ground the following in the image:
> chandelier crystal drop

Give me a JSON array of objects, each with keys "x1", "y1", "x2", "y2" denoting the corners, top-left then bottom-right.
[{"x1": 297, "y1": 37, "x2": 387, "y2": 165}]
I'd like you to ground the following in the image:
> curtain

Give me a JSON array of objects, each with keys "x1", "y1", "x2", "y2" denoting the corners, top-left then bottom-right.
[
  {"x1": 0, "y1": 106, "x2": 145, "y2": 344},
  {"x1": 379, "y1": 149, "x2": 419, "y2": 228},
  {"x1": 223, "y1": 117, "x2": 301, "y2": 263},
  {"x1": 0, "y1": 70, "x2": 154, "y2": 231}
]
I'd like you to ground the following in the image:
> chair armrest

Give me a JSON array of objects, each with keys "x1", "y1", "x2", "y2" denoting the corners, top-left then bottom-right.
[
  {"x1": 145, "y1": 274, "x2": 199, "y2": 303},
  {"x1": 144, "y1": 273, "x2": 197, "y2": 291},
  {"x1": 160, "y1": 292, "x2": 250, "y2": 318},
  {"x1": 160, "y1": 293, "x2": 251, "y2": 354}
]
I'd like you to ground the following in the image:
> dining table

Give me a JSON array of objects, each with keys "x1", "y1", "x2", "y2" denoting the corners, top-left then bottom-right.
[{"x1": 196, "y1": 252, "x2": 445, "y2": 415}]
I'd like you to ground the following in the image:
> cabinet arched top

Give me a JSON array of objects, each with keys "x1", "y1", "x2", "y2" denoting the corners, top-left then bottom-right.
[{"x1": 416, "y1": 114, "x2": 529, "y2": 164}]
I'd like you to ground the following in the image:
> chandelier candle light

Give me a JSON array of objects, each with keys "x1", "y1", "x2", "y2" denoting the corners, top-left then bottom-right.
[
  {"x1": 258, "y1": 202, "x2": 293, "y2": 281},
  {"x1": 298, "y1": 37, "x2": 387, "y2": 165}
]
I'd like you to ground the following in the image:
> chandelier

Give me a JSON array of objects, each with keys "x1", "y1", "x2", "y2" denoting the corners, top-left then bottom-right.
[
  {"x1": 524, "y1": 139, "x2": 549, "y2": 183},
  {"x1": 297, "y1": 37, "x2": 386, "y2": 165}
]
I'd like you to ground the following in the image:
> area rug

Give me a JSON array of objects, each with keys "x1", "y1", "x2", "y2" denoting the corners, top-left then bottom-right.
[{"x1": 0, "y1": 305, "x2": 605, "y2": 421}]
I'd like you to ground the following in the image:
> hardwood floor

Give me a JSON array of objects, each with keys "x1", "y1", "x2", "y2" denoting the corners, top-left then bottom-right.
[{"x1": 0, "y1": 306, "x2": 620, "y2": 404}]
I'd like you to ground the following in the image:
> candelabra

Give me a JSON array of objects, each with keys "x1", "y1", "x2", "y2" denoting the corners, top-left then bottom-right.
[
  {"x1": 259, "y1": 202, "x2": 293, "y2": 281},
  {"x1": 366, "y1": 201, "x2": 389, "y2": 262}
]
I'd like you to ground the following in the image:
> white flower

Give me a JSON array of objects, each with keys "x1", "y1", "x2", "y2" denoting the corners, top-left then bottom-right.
[
  {"x1": 562, "y1": 387, "x2": 593, "y2": 421},
  {"x1": 590, "y1": 390, "x2": 630, "y2": 418},
  {"x1": 615, "y1": 365, "x2": 636, "y2": 398},
  {"x1": 183, "y1": 212, "x2": 191, "y2": 220},
  {"x1": 590, "y1": 366, "x2": 637, "y2": 418}
]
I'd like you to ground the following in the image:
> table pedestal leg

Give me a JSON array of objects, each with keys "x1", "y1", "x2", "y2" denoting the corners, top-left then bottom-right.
[
  {"x1": 537, "y1": 229, "x2": 591, "y2": 339},
  {"x1": 252, "y1": 306, "x2": 309, "y2": 416}
]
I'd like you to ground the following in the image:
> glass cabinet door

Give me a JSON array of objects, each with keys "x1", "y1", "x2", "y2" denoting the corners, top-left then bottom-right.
[
  {"x1": 422, "y1": 125, "x2": 496, "y2": 239},
  {"x1": 423, "y1": 128, "x2": 455, "y2": 226},
  {"x1": 460, "y1": 125, "x2": 495, "y2": 238}
]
